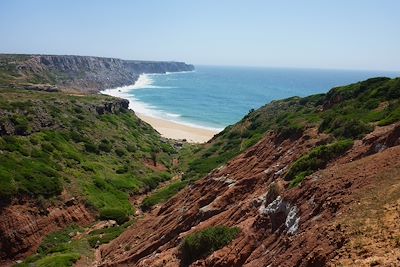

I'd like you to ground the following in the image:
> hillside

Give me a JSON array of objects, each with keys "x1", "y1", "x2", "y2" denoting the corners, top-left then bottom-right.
[
  {"x1": 184, "y1": 77, "x2": 400, "y2": 181},
  {"x1": 99, "y1": 77, "x2": 400, "y2": 266},
  {"x1": 0, "y1": 88, "x2": 182, "y2": 265},
  {"x1": 1, "y1": 54, "x2": 400, "y2": 267},
  {"x1": 0, "y1": 54, "x2": 194, "y2": 93}
]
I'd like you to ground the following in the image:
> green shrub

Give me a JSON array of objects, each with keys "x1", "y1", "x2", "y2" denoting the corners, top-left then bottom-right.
[
  {"x1": 99, "y1": 208, "x2": 129, "y2": 225},
  {"x1": 41, "y1": 143, "x2": 54, "y2": 152},
  {"x1": 141, "y1": 172, "x2": 172, "y2": 190},
  {"x1": 87, "y1": 221, "x2": 133, "y2": 248},
  {"x1": 38, "y1": 226, "x2": 81, "y2": 254},
  {"x1": 319, "y1": 117, "x2": 372, "y2": 139},
  {"x1": 11, "y1": 115, "x2": 29, "y2": 135},
  {"x1": 115, "y1": 148, "x2": 126, "y2": 157},
  {"x1": 286, "y1": 140, "x2": 354, "y2": 186},
  {"x1": 378, "y1": 106, "x2": 400, "y2": 126},
  {"x1": 277, "y1": 124, "x2": 304, "y2": 140},
  {"x1": 0, "y1": 172, "x2": 16, "y2": 200},
  {"x1": 69, "y1": 131, "x2": 87, "y2": 143},
  {"x1": 126, "y1": 144, "x2": 136, "y2": 152},
  {"x1": 34, "y1": 253, "x2": 80, "y2": 267},
  {"x1": 141, "y1": 180, "x2": 188, "y2": 211},
  {"x1": 0, "y1": 154, "x2": 62, "y2": 199},
  {"x1": 184, "y1": 150, "x2": 238, "y2": 181},
  {"x1": 98, "y1": 142, "x2": 112, "y2": 152},
  {"x1": 180, "y1": 226, "x2": 240, "y2": 265},
  {"x1": 82, "y1": 164, "x2": 95, "y2": 172},
  {"x1": 84, "y1": 142, "x2": 99, "y2": 154},
  {"x1": 116, "y1": 165, "x2": 128, "y2": 174}
]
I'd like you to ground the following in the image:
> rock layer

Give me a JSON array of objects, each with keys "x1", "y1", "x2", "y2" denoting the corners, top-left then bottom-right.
[
  {"x1": 0, "y1": 197, "x2": 95, "y2": 265},
  {"x1": 99, "y1": 124, "x2": 400, "y2": 266}
]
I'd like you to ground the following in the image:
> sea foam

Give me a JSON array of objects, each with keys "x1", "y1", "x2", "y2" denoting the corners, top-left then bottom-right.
[{"x1": 100, "y1": 73, "x2": 221, "y2": 132}]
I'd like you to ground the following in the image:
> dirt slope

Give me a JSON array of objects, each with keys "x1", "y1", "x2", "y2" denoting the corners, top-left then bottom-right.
[{"x1": 99, "y1": 124, "x2": 400, "y2": 266}]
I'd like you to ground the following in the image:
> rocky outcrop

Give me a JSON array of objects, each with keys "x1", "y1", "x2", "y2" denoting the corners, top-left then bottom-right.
[
  {"x1": 0, "y1": 97, "x2": 130, "y2": 136},
  {"x1": 93, "y1": 98, "x2": 129, "y2": 115},
  {"x1": 99, "y1": 124, "x2": 400, "y2": 266},
  {"x1": 0, "y1": 197, "x2": 95, "y2": 264},
  {"x1": 0, "y1": 54, "x2": 194, "y2": 93}
]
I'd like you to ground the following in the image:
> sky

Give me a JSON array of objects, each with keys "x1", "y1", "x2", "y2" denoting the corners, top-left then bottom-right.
[{"x1": 0, "y1": 0, "x2": 399, "y2": 71}]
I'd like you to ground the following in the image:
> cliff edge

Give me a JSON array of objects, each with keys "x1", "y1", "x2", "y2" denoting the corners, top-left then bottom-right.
[{"x1": 0, "y1": 54, "x2": 194, "y2": 93}]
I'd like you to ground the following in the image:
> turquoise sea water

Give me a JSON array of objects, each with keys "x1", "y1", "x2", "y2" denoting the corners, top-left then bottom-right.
[{"x1": 102, "y1": 66, "x2": 399, "y2": 131}]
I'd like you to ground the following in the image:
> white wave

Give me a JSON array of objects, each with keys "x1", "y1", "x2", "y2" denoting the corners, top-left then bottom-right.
[
  {"x1": 100, "y1": 71, "x2": 223, "y2": 132},
  {"x1": 165, "y1": 70, "x2": 196, "y2": 75},
  {"x1": 131, "y1": 74, "x2": 153, "y2": 89}
]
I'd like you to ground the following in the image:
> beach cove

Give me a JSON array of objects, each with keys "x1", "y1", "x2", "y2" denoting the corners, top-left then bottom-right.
[{"x1": 101, "y1": 66, "x2": 399, "y2": 143}]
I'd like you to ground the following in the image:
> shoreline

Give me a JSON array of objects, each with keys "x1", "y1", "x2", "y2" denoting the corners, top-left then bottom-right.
[
  {"x1": 101, "y1": 72, "x2": 222, "y2": 143},
  {"x1": 137, "y1": 113, "x2": 219, "y2": 143}
]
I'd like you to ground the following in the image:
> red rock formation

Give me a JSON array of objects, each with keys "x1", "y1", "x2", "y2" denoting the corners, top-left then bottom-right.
[
  {"x1": 0, "y1": 197, "x2": 95, "y2": 265},
  {"x1": 99, "y1": 124, "x2": 400, "y2": 266}
]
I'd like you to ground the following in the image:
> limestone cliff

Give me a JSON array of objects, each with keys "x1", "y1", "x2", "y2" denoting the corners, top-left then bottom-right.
[{"x1": 0, "y1": 54, "x2": 194, "y2": 93}]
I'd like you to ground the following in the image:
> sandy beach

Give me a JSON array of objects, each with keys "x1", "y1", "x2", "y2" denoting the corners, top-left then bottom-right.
[{"x1": 137, "y1": 113, "x2": 219, "y2": 143}]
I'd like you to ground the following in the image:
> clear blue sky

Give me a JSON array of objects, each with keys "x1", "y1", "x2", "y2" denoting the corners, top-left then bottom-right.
[{"x1": 0, "y1": 0, "x2": 399, "y2": 71}]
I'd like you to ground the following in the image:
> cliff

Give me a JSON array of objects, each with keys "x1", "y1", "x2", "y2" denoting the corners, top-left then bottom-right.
[
  {"x1": 100, "y1": 124, "x2": 400, "y2": 267},
  {"x1": 98, "y1": 77, "x2": 400, "y2": 266},
  {"x1": 0, "y1": 88, "x2": 179, "y2": 265},
  {"x1": 0, "y1": 54, "x2": 194, "y2": 93},
  {"x1": 2, "y1": 53, "x2": 400, "y2": 266}
]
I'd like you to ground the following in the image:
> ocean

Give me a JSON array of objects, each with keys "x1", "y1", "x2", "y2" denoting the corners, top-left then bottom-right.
[{"x1": 102, "y1": 65, "x2": 399, "y2": 131}]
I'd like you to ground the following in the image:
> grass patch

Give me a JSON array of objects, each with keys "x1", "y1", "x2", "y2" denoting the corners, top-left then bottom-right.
[
  {"x1": 17, "y1": 220, "x2": 134, "y2": 266},
  {"x1": 286, "y1": 139, "x2": 354, "y2": 187},
  {"x1": 87, "y1": 221, "x2": 133, "y2": 248},
  {"x1": 34, "y1": 253, "x2": 81, "y2": 267},
  {"x1": 99, "y1": 208, "x2": 129, "y2": 225},
  {"x1": 180, "y1": 226, "x2": 240, "y2": 265},
  {"x1": 141, "y1": 180, "x2": 188, "y2": 211}
]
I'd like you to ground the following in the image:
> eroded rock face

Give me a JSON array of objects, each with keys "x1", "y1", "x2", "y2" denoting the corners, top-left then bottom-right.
[
  {"x1": 94, "y1": 98, "x2": 129, "y2": 115},
  {"x1": 99, "y1": 124, "x2": 400, "y2": 267},
  {"x1": 0, "y1": 199, "x2": 95, "y2": 263},
  {"x1": 259, "y1": 195, "x2": 300, "y2": 234}
]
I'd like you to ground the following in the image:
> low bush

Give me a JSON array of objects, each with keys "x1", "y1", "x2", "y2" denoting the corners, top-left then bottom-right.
[
  {"x1": 34, "y1": 253, "x2": 80, "y2": 267},
  {"x1": 319, "y1": 117, "x2": 372, "y2": 139},
  {"x1": 98, "y1": 142, "x2": 112, "y2": 152},
  {"x1": 378, "y1": 106, "x2": 400, "y2": 126},
  {"x1": 115, "y1": 148, "x2": 125, "y2": 157},
  {"x1": 116, "y1": 165, "x2": 128, "y2": 174},
  {"x1": 141, "y1": 180, "x2": 188, "y2": 211},
  {"x1": 87, "y1": 221, "x2": 133, "y2": 248},
  {"x1": 0, "y1": 154, "x2": 62, "y2": 199},
  {"x1": 184, "y1": 150, "x2": 238, "y2": 181},
  {"x1": 84, "y1": 142, "x2": 99, "y2": 154},
  {"x1": 180, "y1": 226, "x2": 240, "y2": 265},
  {"x1": 277, "y1": 124, "x2": 304, "y2": 141},
  {"x1": 286, "y1": 139, "x2": 354, "y2": 186},
  {"x1": 99, "y1": 208, "x2": 129, "y2": 225},
  {"x1": 38, "y1": 225, "x2": 81, "y2": 254},
  {"x1": 141, "y1": 172, "x2": 172, "y2": 190}
]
